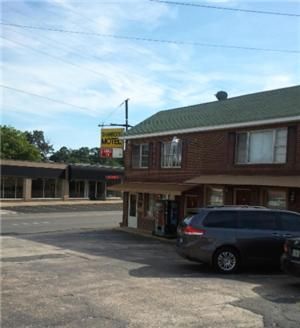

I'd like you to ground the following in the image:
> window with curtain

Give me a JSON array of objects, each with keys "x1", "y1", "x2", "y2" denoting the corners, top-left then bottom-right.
[
  {"x1": 236, "y1": 128, "x2": 287, "y2": 164},
  {"x1": 132, "y1": 144, "x2": 149, "y2": 168},
  {"x1": 161, "y1": 139, "x2": 182, "y2": 168},
  {"x1": 266, "y1": 190, "x2": 287, "y2": 209},
  {"x1": 206, "y1": 187, "x2": 224, "y2": 206}
]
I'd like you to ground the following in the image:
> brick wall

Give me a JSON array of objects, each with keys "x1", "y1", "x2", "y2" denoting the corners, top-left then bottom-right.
[{"x1": 125, "y1": 122, "x2": 300, "y2": 182}]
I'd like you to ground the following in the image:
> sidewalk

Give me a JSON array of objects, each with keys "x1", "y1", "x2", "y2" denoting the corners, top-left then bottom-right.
[{"x1": 1, "y1": 199, "x2": 123, "y2": 208}]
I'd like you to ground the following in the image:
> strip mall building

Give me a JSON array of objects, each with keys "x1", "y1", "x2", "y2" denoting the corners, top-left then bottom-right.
[{"x1": 1, "y1": 160, "x2": 123, "y2": 201}]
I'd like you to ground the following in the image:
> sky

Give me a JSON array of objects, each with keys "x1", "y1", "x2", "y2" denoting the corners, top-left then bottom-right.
[{"x1": 1, "y1": 0, "x2": 300, "y2": 150}]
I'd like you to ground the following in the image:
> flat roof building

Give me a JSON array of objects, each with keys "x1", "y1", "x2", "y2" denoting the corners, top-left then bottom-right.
[{"x1": 1, "y1": 160, "x2": 124, "y2": 201}]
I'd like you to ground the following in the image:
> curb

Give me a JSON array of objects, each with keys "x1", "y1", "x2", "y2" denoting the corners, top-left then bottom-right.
[{"x1": 0, "y1": 200, "x2": 123, "y2": 208}]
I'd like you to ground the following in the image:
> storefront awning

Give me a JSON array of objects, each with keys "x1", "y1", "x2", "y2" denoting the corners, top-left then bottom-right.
[
  {"x1": 186, "y1": 175, "x2": 300, "y2": 188},
  {"x1": 107, "y1": 182, "x2": 197, "y2": 196}
]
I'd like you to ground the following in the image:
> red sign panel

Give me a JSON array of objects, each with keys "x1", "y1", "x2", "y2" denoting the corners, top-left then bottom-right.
[
  {"x1": 100, "y1": 148, "x2": 113, "y2": 158},
  {"x1": 105, "y1": 175, "x2": 121, "y2": 180}
]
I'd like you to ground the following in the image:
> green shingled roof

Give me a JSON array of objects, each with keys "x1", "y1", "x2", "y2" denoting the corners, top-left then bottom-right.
[{"x1": 125, "y1": 85, "x2": 300, "y2": 137}]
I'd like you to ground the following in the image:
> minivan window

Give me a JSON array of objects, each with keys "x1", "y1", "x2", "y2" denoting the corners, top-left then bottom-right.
[
  {"x1": 279, "y1": 213, "x2": 300, "y2": 231},
  {"x1": 238, "y1": 211, "x2": 278, "y2": 230},
  {"x1": 203, "y1": 211, "x2": 237, "y2": 228},
  {"x1": 190, "y1": 210, "x2": 207, "y2": 228}
]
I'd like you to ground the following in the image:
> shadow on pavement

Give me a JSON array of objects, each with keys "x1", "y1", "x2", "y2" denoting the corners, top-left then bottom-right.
[{"x1": 16, "y1": 228, "x2": 300, "y2": 306}]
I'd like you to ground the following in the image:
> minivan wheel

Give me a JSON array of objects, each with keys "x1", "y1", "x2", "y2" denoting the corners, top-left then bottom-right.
[{"x1": 213, "y1": 247, "x2": 240, "y2": 274}]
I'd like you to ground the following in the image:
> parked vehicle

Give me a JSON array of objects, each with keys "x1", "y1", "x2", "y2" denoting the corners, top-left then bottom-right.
[
  {"x1": 176, "y1": 206, "x2": 300, "y2": 273},
  {"x1": 281, "y1": 237, "x2": 300, "y2": 277}
]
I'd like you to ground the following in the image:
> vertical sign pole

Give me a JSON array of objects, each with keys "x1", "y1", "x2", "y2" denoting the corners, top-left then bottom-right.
[{"x1": 125, "y1": 99, "x2": 129, "y2": 132}]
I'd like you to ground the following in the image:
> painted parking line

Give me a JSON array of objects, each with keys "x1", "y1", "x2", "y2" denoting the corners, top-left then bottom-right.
[{"x1": 10, "y1": 221, "x2": 51, "y2": 226}]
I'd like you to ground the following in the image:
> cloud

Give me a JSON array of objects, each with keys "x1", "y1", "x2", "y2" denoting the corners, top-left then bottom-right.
[{"x1": 1, "y1": 0, "x2": 299, "y2": 149}]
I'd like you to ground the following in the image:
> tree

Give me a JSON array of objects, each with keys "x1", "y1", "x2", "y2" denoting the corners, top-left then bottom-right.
[
  {"x1": 24, "y1": 130, "x2": 54, "y2": 160},
  {"x1": 70, "y1": 147, "x2": 90, "y2": 163},
  {"x1": 0, "y1": 125, "x2": 41, "y2": 161},
  {"x1": 49, "y1": 146, "x2": 71, "y2": 163}
]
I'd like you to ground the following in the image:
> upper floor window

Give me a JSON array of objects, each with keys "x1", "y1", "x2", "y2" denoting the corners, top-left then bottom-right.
[
  {"x1": 236, "y1": 128, "x2": 287, "y2": 164},
  {"x1": 161, "y1": 138, "x2": 182, "y2": 168},
  {"x1": 132, "y1": 144, "x2": 149, "y2": 168}
]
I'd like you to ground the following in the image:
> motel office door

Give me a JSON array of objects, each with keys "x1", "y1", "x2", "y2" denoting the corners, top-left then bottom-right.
[{"x1": 128, "y1": 193, "x2": 138, "y2": 228}]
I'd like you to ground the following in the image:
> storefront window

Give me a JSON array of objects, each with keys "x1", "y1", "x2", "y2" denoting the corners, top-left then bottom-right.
[
  {"x1": 267, "y1": 190, "x2": 287, "y2": 209},
  {"x1": 207, "y1": 187, "x2": 224, "y2": 206},
  {"x1": 69, "y1": 180, "x2": 86, "y2": 198},
  {"x1": 32, "y1": 178, "x2": 44, "y2": 198},
  {"x1": 0, "y1": 177, "x2": 23, "y2": 199},
  {"x1": 32, "y1": 178, "x2": 63, "y2": 198}
]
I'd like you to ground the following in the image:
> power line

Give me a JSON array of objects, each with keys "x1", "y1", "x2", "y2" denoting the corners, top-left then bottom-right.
[
  {"x1": 1, "y1": 35, "x2": 106, "y2": 79},
  {"x1": 3, "y1": 7, "x2": 109, "y2": 72},
  {"x1": 1, "y1": 22, "x2": 299, "y2": 54},
  {"x1": 150, "y1": 0, "x2": 300, "y2": 17},
  {"x1": 102, "y1": 101, "x2": 126, "y2": 124},
  {"x1": 1, "y1": 84, "x2": 94, "y2": 112}
]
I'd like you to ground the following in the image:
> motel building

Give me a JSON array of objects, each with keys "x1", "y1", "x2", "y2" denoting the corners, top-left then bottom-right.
[{"x1": 108, "y1": 86, "x2": 300, "y2": 236}]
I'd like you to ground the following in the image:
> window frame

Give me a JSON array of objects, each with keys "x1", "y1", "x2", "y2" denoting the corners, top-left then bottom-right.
[
  {"x1": 131, "y1": 143, "x2": 149, "y2": 169},
  {"x1": 160, "y1": 139, "x2": 182, "y2": 168},
  {"x1": 235, "y1": 128, "x2": 288, "y2": 165}
]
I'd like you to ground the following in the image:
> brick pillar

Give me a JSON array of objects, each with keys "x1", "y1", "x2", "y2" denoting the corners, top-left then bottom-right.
[{"x1": 23, "y1": 178, "x2": 32, "y2": 201}]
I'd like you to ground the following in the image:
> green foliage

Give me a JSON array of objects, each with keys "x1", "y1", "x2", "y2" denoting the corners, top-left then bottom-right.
[
  {"x1": 48, "y1": 146, "x2": 70, "y2": 163},
  {"x1": 50, "y1": 146, "x2": 123, "y2": 167},
  {"x1": 24, "y1": 130, "x2": 54, "y2": 160},
  {"x1": 0, "y1": 125, "x2": 41, "y2": 161},
  {"x1": 0, "y1": 125, "x2": 123, "y2": 167}
]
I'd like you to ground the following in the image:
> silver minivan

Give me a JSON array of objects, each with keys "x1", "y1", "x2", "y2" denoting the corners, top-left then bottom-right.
[{"x1": 176, "y1": 206, "x2": 300, "y2": 273}]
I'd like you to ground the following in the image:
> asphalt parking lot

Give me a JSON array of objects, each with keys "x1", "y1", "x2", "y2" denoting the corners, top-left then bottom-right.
[{"x1": 2, "y1": 224, "x2": 300, "y2": 328}]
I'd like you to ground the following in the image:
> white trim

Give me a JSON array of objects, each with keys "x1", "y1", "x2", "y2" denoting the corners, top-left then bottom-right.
[{"x1": 121, "y1": 116, "x2": 300, "y2": 140}]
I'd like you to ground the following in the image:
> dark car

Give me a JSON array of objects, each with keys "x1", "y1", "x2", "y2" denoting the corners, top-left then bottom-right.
[
  {"x1": 281, "y1": 237, "x2": 300, "y2": 277},
  {"x1": 176, "y1": 206, "x2": 300, "y2": 273}
]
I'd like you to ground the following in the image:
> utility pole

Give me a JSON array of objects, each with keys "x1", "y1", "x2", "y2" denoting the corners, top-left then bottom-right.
[
  {"x1": 125, "y1": 98, "x2": 129, "y2": 132},
  {"x1": 99, "y1": 98, "x2": 132, "y2": 131}
]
